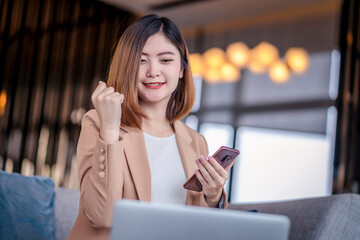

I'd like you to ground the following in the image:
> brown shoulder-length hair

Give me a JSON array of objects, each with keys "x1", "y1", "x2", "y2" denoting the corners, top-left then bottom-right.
[{"x1": 107, "y1": 14, "x2": 195, "y2": 129}]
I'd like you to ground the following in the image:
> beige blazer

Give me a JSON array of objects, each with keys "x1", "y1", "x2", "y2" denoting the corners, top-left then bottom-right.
[{"x1": 67, "y1": 110, "x2": 227, "y2": 240}]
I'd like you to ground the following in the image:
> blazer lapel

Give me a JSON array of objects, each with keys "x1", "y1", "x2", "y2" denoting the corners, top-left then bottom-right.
[
  {"x1": 174, "y1": 121, "x2": 209, "y2": 207},
  {"x1": 173, "y1": 121, "x2": 199, "y2": 180},
  {"x1": 120, "y1": 126, "x2": 151, "y2": 202}
]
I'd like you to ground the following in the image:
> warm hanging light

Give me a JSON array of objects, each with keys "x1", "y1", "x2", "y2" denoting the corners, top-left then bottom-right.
[
  {"x1": 285, "y1": 48, "x2": 310, "y2": 74},
  {"x1": 203, "y1": 67, "x2": 221, "y2": 84},
  {"x1": 220, "y1": 62, "x2": 240, "y2": 82},
  {"x1": 0, "y1": 90, "x2": 7, "y2": 116},
  {"x1": 247, "y1": 58, "x2": 266, "y2": 74},
  {"x1": 226, "y1": 42, "x2": 249, "y2": 68},
  {"x1": 252, "y1": 41, "x2": 279, "y2": 67},
  {"x1": 189, "y1": 53, "x2": 204, "y2": 76},
  {"x1": 191, "y1": 40, "x2": 309, "y2": 84},
  {"x1": 269, "y1": 60, "x2": 290, "y2": 84},
  {"x1": 203, "y1": 48, "x2": 226, "y2": 68}
]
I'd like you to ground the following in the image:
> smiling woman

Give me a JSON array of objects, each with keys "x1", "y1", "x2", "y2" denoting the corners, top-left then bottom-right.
[
  {"x1": 67, "y1": 14, "x2": 231, "y2": 240},
  {"x1": 106, "y1": 15, "x2": 194, "y2": 130}
]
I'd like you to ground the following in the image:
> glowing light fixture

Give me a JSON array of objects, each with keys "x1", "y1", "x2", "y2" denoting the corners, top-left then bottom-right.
[
  {"x1": 269, "y1": 60, "x2": 290, "y2": 84},
  {"x1": 0, "y1": 90, "x2": 7, "y2": 116},
  {"x1": 226, "y1": 42, "x2": 249, "y2": 68},
  {"x1": 203, "y1": 67, "x2": 221, "y2": 84},
  {"x1": 203, "y1": 48, "x2": 226, "y2": 69},
  {"x1": 252, "y1": 42, "x2": 279, "y2": 67},
  {"x1": 247, "y1": 58, "x2": 267, "y2": 74},
  {"x1": 221, "y1": 62, "x2": 240, "y2": 82},
  {"x1": 193, "y1": 40, "x2": 309, "y2": 84},
  {"x1": 189, "y1": 53, "x2": 204, "y2": 76},
  {"x1": 285, "y1": 48, "x2": 310, "y2": 74}
]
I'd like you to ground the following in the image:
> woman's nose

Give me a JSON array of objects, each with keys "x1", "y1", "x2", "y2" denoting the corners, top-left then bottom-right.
[{"x1": 146, "y1": 62, "x2": 161, "y2": 78}]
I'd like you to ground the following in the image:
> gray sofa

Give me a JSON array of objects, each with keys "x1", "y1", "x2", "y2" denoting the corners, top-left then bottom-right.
[
  {"x1": 228, "y1": 194, "x2": 360, "y2": 240},
  {"x1": 54, "y1": 188, "x2": 360, "y2": 240},
  {"x1": 55, "y1": 188, "x2": 80, "y2": 240}
]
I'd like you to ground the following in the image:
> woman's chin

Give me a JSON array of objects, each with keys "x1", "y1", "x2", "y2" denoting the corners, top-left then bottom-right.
[{"x1": 139, "y1": 96, "x2": 171, "y2": 105}]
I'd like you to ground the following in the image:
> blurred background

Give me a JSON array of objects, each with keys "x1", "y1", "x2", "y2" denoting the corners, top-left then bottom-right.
[{"x1": 0, "y1": 0, "x2": 359, "y2": 203}]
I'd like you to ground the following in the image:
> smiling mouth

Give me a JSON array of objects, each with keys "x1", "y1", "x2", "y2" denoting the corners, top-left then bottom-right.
[{"x1": 143, "y1": 82, "x2": 165, "y2": 87}]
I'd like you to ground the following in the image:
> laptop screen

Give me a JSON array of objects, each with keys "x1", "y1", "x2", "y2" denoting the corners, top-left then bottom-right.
[{"x1": 111, "y1": 200, "x2": 290, "y2": 240}]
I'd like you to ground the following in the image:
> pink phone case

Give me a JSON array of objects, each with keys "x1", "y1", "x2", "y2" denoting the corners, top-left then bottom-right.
[{"x1": 183, "y1": 146, "x2": 240, "y2": 192}]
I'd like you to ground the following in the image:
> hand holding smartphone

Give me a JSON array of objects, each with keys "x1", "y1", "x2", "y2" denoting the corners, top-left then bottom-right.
[{"x1": 183, "y1": 146, "x2": 240, "y2": 192}]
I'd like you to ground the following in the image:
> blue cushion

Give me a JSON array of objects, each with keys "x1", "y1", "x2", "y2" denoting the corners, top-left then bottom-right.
[{"x1": 0, "y1": 170, "x2": 56, "y2": 240}]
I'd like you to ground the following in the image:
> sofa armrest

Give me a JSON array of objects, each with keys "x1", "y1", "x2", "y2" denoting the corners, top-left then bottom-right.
[
  {"x1": 54, "y1": 187, "x2": 80, "y2": 240},
  {"x1": 228, "y1": 193, "x2": 360, "y2": 240}
]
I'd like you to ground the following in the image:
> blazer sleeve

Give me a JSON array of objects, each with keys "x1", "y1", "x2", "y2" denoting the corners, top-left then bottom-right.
[{"x1": 77, "y1": 110, "x2": 124, "y2": 228}]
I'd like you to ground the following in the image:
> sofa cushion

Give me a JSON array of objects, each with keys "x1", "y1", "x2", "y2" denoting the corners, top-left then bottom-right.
[
  {"x1": 228, "y1": 193, "x2": 360, "y2": 240},
  {"x1": 54, "y1": 187, "x2": 80, "y2": 240},
  {"x1": 0, "y1": 171, "x2": 56, "y2": 240}
]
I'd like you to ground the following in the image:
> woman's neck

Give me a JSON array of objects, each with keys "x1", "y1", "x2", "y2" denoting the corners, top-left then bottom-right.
[
  {"x1": 140, "y1": 101, "x2": 174, "y2": 138},
  {"x1": 142, "y1": 118, "x2": 174, "y2": 138}
]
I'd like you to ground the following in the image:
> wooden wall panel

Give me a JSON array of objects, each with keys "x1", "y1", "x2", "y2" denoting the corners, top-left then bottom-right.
[{"x1": 0, "y1": 0, "x2": 135, "y2": 188}]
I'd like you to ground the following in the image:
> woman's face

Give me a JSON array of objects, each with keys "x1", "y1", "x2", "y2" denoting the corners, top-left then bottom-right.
[{"x1": 137, "y1": 32, "x2": 183, "y2": 107}]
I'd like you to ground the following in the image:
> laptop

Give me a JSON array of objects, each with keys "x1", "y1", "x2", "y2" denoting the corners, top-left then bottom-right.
[{"x1": 110, "y1": 200, "x2": 290, "y2": 240}]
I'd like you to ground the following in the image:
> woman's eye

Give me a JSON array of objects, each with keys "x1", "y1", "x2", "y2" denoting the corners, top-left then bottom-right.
[
  {"x1": 140, "y1": 59, "x2": 146, "y2": 63},
  {"x1": 161, "y1": 59, "x2": 173, "y2": 63}
]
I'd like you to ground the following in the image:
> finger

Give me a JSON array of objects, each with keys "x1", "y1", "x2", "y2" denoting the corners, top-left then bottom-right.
[
  {"x1": 196, "y1": 156, "x2": 215, "y2": 183},
  {"x1": 110, "y1": 92, "x2": 125, "y2": 104},
  {"x1": 118, "y1": 93, "x2": 124, "y2": 103},
  {"x1": 105, "y1": 92, "x2": 120, "y2": 101},
  {"x1": 92, "y1": 81, "x2": 107, "y2": 99},
  {"x1": 195, "y1": 169, "x2": 207, "y2": 186},
  {"x1": 208, "y1": 156, "x2": 228, "y2": 178},
  {"x1": 97, "y1": 87, "x2": 115, "y2": 99},
  {"x1": 199, "y1": 156, "x2": 223, "y2": 180}
]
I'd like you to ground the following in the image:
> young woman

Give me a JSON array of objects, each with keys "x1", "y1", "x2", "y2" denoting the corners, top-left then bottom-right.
[{"x1": 67, "y1": 14, "x2": 230, "y2": 240}]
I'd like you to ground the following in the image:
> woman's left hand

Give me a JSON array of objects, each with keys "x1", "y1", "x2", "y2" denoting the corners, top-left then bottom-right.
[{"x1": 195, "y1": 156, "x2": 229, "y2": 207}]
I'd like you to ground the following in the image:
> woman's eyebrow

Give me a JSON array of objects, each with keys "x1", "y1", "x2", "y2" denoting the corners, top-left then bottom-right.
[{"x1": 142, "y1": 51, "x2": 176, "y2": 56}]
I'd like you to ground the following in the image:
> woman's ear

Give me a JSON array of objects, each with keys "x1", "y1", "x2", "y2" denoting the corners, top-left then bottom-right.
[{"x1": 179, "y1": 70, "x2": 184, "y2": 78}]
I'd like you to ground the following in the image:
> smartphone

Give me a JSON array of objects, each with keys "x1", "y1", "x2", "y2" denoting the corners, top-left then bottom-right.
[{"x1": 183, "y1": 146, "x2": 240, "y2": 192}]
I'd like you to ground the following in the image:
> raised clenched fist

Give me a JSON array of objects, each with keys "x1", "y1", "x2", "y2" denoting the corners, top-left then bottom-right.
[{"x1": 91, "y1": 81, "x2": 124, "y2": 144}]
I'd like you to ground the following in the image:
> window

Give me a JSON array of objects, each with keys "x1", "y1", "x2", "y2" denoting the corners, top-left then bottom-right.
[
  {"x1": 194, "y1": 50, "x2": 339, "y2": 202},
  {"x1": 231, "y1": 125, "x2": 334, "y2": 203}
]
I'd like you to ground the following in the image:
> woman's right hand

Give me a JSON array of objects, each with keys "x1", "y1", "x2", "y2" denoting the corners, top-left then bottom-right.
[{"x1": 91, "y1": 81, "x2": 124, "y2": 144}]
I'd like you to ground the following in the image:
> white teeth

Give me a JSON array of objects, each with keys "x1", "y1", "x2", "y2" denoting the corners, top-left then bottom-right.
[{"x1": 144, "y1": 83, "x2": 163, "y2": 86}]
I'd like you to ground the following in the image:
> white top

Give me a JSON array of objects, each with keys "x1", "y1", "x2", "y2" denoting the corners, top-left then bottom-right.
[{"x1": 143, "y1": 132, "x2": 187, "y2": 205}]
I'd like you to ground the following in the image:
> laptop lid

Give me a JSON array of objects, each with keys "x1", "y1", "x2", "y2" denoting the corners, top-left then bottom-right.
[{"x1": 111, "y1": 200, "x2": 290, "y2": 240}]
